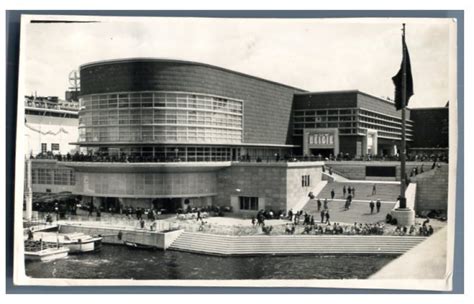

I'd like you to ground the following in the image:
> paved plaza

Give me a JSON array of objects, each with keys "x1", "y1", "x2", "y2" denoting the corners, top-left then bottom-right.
[
  {"x1": 316, "y1": 181, "x2": 400, "y2": 203},
  {"x1": 303, "y1": 199, "x2": 396, "y2": 224}
]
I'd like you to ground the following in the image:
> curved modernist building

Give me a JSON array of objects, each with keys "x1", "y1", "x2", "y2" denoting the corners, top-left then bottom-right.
[
  {"x1": 77, "y1": 58, "x2": 305, "y2": 161},
  {"x1": 65, "y1": 58, "x2": 319, "y2": 212}
]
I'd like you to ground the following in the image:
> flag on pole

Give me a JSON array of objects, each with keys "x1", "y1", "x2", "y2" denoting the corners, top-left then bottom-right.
[{"x1": 392, "y1": 32, "x2": 414, "y2": 110}]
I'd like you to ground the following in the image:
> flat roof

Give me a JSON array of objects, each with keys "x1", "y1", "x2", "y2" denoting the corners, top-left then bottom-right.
[
  {"x1": 410, "y1": 106, "x2": 449, "y2": 111},
  {"x1": 294, "y1": 90, "x2": 408, "y2": 109},
  {"x1": 80, "y1": 58, "x2": 307, "y2": 93}
]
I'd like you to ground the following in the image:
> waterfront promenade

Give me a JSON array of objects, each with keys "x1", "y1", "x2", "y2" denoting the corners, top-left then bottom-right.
[{"x1": 29, "y1": 212, "x2": 442, "y2": 257}]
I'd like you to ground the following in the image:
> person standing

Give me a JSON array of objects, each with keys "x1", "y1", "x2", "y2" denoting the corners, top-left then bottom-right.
[
  {"x1": 317, "y1": 199, "x2": 322, "y2": 211},
  {"x1": 348, "y1": 186, "x2": 352, "y2": 196},
  {"x1": 325, "y1": 211, "x2": 331, "y2": 225},
  {"x1": 320, "y1": 209, "x2": 325, "y2": 223},
  {"x1": 343, "y1": 185, "x2": 346, "y2": 198},
  {"x1": 330, "y1": 189, "x2": 335, "y2": 200},
  {"x1": 27, "y1": 228, "x2": 34, "y2": 240},
  {"x1": 376, "y1": 199, "x2": 381, "y2": 213},
  {"x1": 323, "y1": 198, "x2": 328, "y2": 210},
  {"x1": 372, "y1": 184, "x2": 377, "y2": 195},
  {"x1": 369, "y1": 201, "x2": 375, "y2": 214}
]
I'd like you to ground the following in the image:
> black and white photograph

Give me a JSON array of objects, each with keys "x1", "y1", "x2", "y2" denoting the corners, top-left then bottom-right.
[{"x1": 12, "y1": 14, "x2": 459, "y2": 290}]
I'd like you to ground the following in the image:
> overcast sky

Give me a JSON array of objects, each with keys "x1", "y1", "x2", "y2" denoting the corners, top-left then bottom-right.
[{"x1": 20, "y1": 16, "x2": 456, "y2": 108}]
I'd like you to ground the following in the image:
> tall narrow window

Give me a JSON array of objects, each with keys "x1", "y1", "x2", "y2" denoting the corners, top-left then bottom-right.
[{"x1": 302, "y1": 175, "x2": 311, "y2": 187}]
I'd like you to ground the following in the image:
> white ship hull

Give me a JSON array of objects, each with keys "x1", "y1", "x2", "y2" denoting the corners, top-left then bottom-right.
[
  {"x1": 25, "y1": 247, "x2": 69, "y2": 262},
  {"x1": 34, "y1": 232, "x2": 102, "y2": 254}
]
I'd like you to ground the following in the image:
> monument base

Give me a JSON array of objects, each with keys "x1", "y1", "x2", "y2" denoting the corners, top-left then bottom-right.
[{"x1": 391, "y1": 208, "x2": 415, "y2": 226}]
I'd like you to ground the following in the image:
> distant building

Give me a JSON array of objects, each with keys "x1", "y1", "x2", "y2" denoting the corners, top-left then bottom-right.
[
  {"x1": 409, "y1": 105, "x2": 449, "y2": 155},
  {"x1": 65, "y1": 90, "x2": 80, "y2": 102},
  {"x1": 292, "y1": 91, "x2": 414, "y2": 158},
  {"x1": 24, "y1": 95, "x2": 79, "y2": 156}
]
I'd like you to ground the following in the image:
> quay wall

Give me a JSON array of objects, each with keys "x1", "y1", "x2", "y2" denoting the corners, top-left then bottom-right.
[
  {"x1": 169, "y1": 231, "x2": 427, "y2": 256},
  {"x1": 58, "y1": 223, "x2": 184, "y2": 250}
]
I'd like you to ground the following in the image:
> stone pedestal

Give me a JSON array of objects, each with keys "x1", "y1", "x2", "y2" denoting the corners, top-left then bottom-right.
[{"x1": 391, "y1": 208, "x2": 415, "y2": 226}]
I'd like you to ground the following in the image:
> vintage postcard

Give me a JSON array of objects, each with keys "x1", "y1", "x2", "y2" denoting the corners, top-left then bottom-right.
[{"x1": 13, "y1": 14, "x2": 459, "y2": 290}]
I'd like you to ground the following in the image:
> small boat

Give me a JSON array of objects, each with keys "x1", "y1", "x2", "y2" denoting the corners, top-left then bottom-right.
[
  {"x1": 123, "y1": 240, "x2": 157, "y2": 250},
  {"x1": 24, "y1": 240, "x2": 69, "y2": 262},
  {"x1": 34, "y1": 232, "x2": 102, "y2": 253}
]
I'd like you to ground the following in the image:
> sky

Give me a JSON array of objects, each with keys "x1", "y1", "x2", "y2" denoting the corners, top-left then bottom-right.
[{"x1": 20, "y1": 16, "x2": 456, "y2": 108}]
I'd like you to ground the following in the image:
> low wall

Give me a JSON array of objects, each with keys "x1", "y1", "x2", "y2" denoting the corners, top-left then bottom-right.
[
  {"x1": 410, "y1": 164, "x2": 449, "y2": 212},
  {"x1": 322, "y1": 172, "x2": 335, "y2": 183},
  {"x1": 58, "y1": 223, "x2": 184, "y2": 250},
  {"x1": 325, "y1": 161, "x2": 434, "y2": 181}
]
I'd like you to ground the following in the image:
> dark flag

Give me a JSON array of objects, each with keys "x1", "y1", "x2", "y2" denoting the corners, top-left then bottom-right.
[{"x1": 392, "y1": 33, "x2": 414, "y2": 110}]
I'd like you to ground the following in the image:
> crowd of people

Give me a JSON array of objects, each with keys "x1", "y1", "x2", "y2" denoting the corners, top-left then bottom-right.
[
  {"x1": 284, "y1": 219, "x2": 435, "y2": 237},
  {"x1": 394, "y1": 223, "x2": 434, "y2": 236},
  {"x1": 294, "y1": 222, "x2": 386, "y2": 235},
  {"x1": 30, "y1": 150, "x2": 448, "y2": 164}
]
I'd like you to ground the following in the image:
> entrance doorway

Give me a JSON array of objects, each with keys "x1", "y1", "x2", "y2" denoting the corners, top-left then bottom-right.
[
  {"x1": 152, "y1": 198, "x2": 182, "y2": 213},
  {"x1": 310, "y1": 148, "x2": 334, "y2": 159},
  {"x1": 103, "y1": 197, "x2": 120, "y2": 213}
]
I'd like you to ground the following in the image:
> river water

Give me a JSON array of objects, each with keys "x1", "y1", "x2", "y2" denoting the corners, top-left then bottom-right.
[{"x1": 25, "y1": 245, "x2": 396, "y2": 280}]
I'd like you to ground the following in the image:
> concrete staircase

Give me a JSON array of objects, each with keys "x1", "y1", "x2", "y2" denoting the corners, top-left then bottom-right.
[{"x1": 169, "y1": 232, "x2": 426, "y2": 256}]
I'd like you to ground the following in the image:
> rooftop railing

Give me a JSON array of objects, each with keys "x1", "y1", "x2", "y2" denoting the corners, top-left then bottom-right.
[{"x1": 30, "y1": 151, "x2": 448, "y2": 164}]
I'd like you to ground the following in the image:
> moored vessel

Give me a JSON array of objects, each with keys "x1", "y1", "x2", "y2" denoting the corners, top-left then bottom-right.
[
  {"x1": 34, "y1": 232, "x2": 102, "y2": 253},
  {"x1": 24, "y1": 240, "x2": 69, "y2": 262}
]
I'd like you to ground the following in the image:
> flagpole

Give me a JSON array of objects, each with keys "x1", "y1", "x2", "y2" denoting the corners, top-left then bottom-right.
[{"x1": 399, "y1": 23, "x2": 407, "y2": 209}]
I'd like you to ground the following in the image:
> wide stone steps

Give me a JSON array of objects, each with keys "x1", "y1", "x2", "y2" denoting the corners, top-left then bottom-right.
[{"x1": 168, "y1": 232, "x2": 425, "y2": 256}]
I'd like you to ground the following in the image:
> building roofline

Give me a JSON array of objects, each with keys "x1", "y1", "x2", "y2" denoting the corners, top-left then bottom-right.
[
  {"x1": 409, "y1": 106, "x2": 449, "y2": 111},
  {"x1": 294, "y1": 89, "x2": 362, "y2": 96},
  {"x1": 80, "y1": 57, "x2": 307, "y2": 92},
  {"x1": 293, "y1": 89, "x2": 418, "y2": 110}
]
